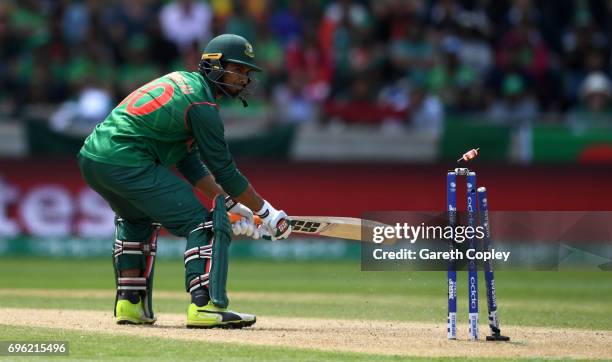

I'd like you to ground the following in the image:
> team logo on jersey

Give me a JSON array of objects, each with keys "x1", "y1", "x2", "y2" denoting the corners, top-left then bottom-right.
[{"x1": 245, "y1": 42, "x2": 254, "y2": 58}]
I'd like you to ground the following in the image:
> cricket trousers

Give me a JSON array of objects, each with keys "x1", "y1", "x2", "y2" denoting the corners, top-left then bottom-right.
[{"x1": 77, "y1": 154, "x2": 214, "y2": 291}]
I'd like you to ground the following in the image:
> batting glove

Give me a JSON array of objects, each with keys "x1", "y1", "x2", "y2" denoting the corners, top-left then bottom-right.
[
  {"x1": 255, "y1": 200, "x2": 291, "y2": 240},
  {"x1": 225, "y1": 196, "x2": 260, "y2": 239},
  {"x1": 231, "y1": 217, "x2": 260, "y2": 239}
]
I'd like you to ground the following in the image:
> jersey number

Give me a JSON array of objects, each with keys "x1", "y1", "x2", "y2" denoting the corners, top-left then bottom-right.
[{"x1": 119, "y1": 82, "x2": 175, "y2": 116}]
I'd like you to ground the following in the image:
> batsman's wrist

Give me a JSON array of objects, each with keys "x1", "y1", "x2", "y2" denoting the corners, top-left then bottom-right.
[
  {"x1": 255, "y1": 200, "x2": 273, "y2": 219},
  {"x1": 223, "y1": 196, "x2": 238, "y2": 211},
  {"x1": 224, "y1": 195, "x2": 238, "y2": 211}
]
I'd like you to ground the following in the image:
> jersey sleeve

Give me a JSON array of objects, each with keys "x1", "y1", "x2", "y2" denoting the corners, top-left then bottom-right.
[
  {"x1": 175, "y1": 146, "x2": 210, "y2": 185},
  {"x1": 187, "y1": 103, "x2": 249, "y2": 197}
]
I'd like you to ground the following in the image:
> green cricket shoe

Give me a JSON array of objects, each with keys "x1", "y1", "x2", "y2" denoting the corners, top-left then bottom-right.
[
  {"x1": 186, "y1": 301, "x2": 256, "y2": 329},
  {"x1": 115, "y1": 298, "x2": 156, "y2": 325}
]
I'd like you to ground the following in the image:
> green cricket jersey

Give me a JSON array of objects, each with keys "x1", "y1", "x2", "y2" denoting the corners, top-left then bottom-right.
[{"x1": 80, "y1": 71, "x2": 248, "y2": 197}]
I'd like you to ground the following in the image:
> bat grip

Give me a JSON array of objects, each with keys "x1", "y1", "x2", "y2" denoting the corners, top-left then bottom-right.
[{"x1": 228, "y1": 213, "x2": 262, "y2": 225}]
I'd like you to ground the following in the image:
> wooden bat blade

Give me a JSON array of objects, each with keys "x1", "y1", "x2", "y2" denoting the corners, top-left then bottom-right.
[{"x1": 228, "y1": 213, "x2": 395, "y2": 244}]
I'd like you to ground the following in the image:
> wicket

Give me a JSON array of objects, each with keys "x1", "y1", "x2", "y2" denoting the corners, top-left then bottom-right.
[{"x1": 446, "y1": 167, "x2": 510, "y2": 342}]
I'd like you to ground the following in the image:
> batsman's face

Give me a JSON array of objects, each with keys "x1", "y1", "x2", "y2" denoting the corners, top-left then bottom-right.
[{"x1": 222, "y1": 63, "x2": 251, "y2": 96}]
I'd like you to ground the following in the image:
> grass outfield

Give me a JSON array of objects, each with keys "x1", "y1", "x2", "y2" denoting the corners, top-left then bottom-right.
[
  {"x1": 0, "y1": 258, "x2": 611, "y2": 329},
  {"x1": 0, "y1": 257, "x2": 611, "y2": 360}
]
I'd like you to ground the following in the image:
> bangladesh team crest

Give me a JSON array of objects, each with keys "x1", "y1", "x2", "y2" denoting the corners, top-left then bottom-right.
[{"x1": 245, "y1": 42, "x2": 254, "y2": 58}]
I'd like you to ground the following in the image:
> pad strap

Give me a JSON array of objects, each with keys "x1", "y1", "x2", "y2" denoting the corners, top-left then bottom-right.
[
  {"x1": 184, "y1": 222, "x2": 213, "y2": 265},
  {"x1": 189, "y1": 221, "x2": 213, "y2": 235},
  {"x1": 117, "y1": 277, "x2": 147, "y2": 291},
  {"x1": 184, "y1": 197, "x2": 232, "y2": 308},
  {"x1": 185, "y1": 222, "x2": 215, "y2": 293},
  {"x1": 114, "y1": 240, "x2": 157, "y2": 258},
  {"x1": 112, "y1": 221, "x2": 161, "y2": 320},
  {"x1": 184, "y1": 245, "x2": 213, "y2": 265},
  {"x1": 188, "y1": 273, "x2": 210, "y2": 293}
]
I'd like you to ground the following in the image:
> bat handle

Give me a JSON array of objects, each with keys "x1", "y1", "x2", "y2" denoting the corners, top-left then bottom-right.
[{"x1": 228, "y1": 212, "x2": 262, "y2": 225}]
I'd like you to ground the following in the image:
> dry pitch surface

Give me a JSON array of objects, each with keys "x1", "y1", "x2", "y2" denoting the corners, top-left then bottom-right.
[{"x1": 1, "y1": 306, "x2": 610, "y2": 360}]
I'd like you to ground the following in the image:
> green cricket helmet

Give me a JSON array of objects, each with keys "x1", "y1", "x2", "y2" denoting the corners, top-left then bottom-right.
[{"x1": 198, "y1": 34, "x2": 261, "y2": 106}]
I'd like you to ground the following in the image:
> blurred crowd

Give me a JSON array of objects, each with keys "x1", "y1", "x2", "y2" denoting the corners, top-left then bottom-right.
[{"x1": 1, "y1": 0, "x2": 612, "y2": 134}]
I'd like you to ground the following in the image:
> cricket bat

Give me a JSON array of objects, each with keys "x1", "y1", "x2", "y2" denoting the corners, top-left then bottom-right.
[{"x1": 228, "y1": 213, "x2": 395, "y2": 244}]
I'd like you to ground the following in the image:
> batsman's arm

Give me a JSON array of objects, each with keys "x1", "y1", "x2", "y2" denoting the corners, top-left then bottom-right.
[
  {"x1": 192, "y1": 172, "x2": 265, "y2": 212},
  {"x1": 187, "y1": 103, "x2": 264, "y2": 210},
  {"x1": 188, "y1": 104, "x2": 248, "y2": 194},
  {"x1": 176, "y1": 146, "x2": 227, "y2": 200},
  {"x1": 187, "y1": 104, "x2": 289, "y2": 239},
  {"x1": 194, "y1": 174, "x2": 225, "y2": 200},
  {"x1": 176, "y1": 146, "x2": 210, "y2": 185},
  {"x1": 233, "y1": 184, "x2": 264, "y2": 212}
]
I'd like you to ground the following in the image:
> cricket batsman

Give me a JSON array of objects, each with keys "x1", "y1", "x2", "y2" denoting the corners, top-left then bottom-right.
[{"x1": 77, "y1": 34, "x2": 291, "y2": 329}]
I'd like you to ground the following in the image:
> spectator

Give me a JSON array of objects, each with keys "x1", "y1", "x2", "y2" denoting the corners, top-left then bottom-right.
[
  {"x1": 565, "y1": 49, "x2": 608, "y2": 106},
  {"x1": 147, "y1": 18, "x2": 180, "y2": 71},
  {"x1": 63, "y1": 28, "x2": 114, "y2": 100},
  {"x1": 253, "y1": 24, "x2": 284, "y2": 96},
  {"x1": 269, "y1": 2, "x2": 303, "y2": 46},
  {"x1": 286, "y1": 31, "x2": 332, "y2": 102},
  {"x1": 159, "y1": 0, "x2": 213, "y2": 52},
  {"x1": 487, "y1": 73, "x2": 538, "y2": 124},
  {"x1": 455, "y1": 15, "x2": 493, "y2": 77},
  {"x1": 50, "y1": 78, "x2": 113, "y2": 137},
  {"x1": 562, "y1": 21, "x2": 608, "y2": 72},
  {"x1": 348, "y1": 29, "x2": 384, "y2": 74},
  {"x1": 273, "y1": 71, "x2": 317, "y2": 124},
  {"x1": 426, "y1": 37, "x2": 478, "y2": 112},
  {"x1": 210, "y1": 0, "x2": 233, "y2": 22},
  {"x1": 116, "y1": 35, "x2": 161, "y2": 96},
  {"x1": 567, "y1": 72, "x2": 612, "y2": 127},
  {"x1": 173, "y1": 40, "x2": 202, "y2": 73},
  {"x1": 61, "y1": 0, "x2": 90, "y2": 45},
  {"x1": 224, "y1": 5, "x2": 257, "y2": 43},
  {"x1": 389, "y1": 17, "x2": 435, "y2": 79},
  {"x1": 370, "y1": 1, "x2": 392, "y2": 43},
  {"x1": 323, "y1": 0, "x2": 370, "y2": 28},
  {"x1": 494, "y1": 17, "x2": 563, "y2": 111},
  {"x1": 1, "y1": 0, "x2": 612, "y2": 130},
  {"x1": 107, "y1": 0, "x2": 155, "y2": 39},
  {"x1": 506, "y1": 0, "x2": 540, "y2": 27},
  {"x1": 378, "y1": 77, "x2": 410, "y2": 125},
  {"x1": 319, "y1": 0, "x2": 371, "y2": 81},
  {"x1": 407, "y1": 83, "x2": 444, "y2": 136},
  {"x1": 562, "y1": 18, "x2": 610, "y2": 104},
  {"x1": 9, "y1": 0, "x2": 49, "y2": 50},
  {"x1": 429, "y1": 0, "x2": 464, "y2": 32},
  {"x1": 496, "y1": 19, "x2": 551, "y2": 85},
  {"x1": 325, "y1": 71, "x2": 407, "y2": 125},
  {"x1": 244, "y1": 0, "x2": 267, "y2": 22}
]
